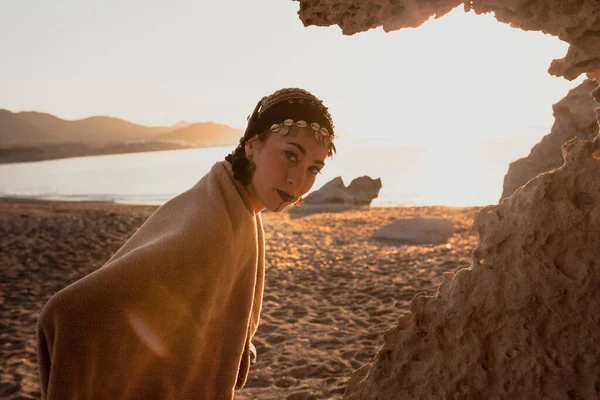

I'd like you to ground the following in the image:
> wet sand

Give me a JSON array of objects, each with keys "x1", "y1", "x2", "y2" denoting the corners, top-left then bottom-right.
[{"x1": 0, "y1": 199, "x2": 480, "y2": 399}]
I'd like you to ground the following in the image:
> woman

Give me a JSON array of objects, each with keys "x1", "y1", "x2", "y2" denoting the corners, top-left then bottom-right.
[{"x1": 36, "y1": 88, "x2": 336, "y2": 400}]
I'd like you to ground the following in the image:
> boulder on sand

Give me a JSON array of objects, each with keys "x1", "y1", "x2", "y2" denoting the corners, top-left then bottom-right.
[
  {"x1": 289, "y1": 176, "x2": 382, "y2": 215},
  {"x1": 370, "y1": 217, "x2": 454, "y2": 245},
  {"x1": 303, "y1": 176, "x2": 382, "y2": 206}
]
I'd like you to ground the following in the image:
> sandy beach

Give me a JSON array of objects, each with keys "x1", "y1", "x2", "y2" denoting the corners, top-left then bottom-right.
[{"x1": 0, "y1": 199, "x2": 480, "y2": 399}]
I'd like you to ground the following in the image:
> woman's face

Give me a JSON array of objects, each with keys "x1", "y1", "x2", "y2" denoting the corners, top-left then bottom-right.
[{"x1": 245, "y1": 128, "x2": 330, "y2": 213}]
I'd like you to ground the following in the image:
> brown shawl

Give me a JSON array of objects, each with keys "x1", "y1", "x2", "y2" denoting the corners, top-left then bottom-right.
[{"x1": 37, "y1": 161, "x2": 265, "y2": 399}]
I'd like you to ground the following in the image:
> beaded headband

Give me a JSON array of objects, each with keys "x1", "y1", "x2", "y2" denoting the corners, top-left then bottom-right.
[{"x1": 244, "y1": 88, "x2": 336, "y2": 154}]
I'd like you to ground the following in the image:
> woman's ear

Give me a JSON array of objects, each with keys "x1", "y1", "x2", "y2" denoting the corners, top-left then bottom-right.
[
  {"x1": 244, "y1": 141, "x2": 253, "y2": 158},
  {"x1": 245, "y1": 135, "x2": 259, "y2": 157}
]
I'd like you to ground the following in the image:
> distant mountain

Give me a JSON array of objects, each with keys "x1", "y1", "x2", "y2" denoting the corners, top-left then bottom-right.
[
  {"x1": 172, "y1": 120, "x2": 191, "y2": 130},
  {"x1": 0, "y1": 109, "x2": 52, "y2": 145},
  {"x1": 0, "y1": 109, "x2": 243, "y2": 163},
  {"x1": 0, "y1": 110, "x2": 174, "y2": 145},
  {"x1": 159, "y1": 122, "x2": 242, "y2": 146},
  {"x1": 0, "y1": 109, "x2": 242, "y2": 147}
]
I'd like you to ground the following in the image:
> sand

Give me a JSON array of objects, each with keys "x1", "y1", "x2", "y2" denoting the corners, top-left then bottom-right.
[{"x1": 0, "y1": 198, "x2": 480, "y2": 399}]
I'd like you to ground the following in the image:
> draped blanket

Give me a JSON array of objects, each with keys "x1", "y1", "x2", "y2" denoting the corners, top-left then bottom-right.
[{"x1": 37, "y1": 161, "x2": 265, "y2": 400}]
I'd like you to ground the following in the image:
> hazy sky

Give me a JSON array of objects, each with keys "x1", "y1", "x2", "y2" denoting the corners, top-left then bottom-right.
[{"x1": 0, "y1": 0, "x2": 586, "y2": 145}]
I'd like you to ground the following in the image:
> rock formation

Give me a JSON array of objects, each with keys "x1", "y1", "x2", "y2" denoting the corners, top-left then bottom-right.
[
  {"x1": 304, "y1": 176, "x2": 382, "y2": 206},
  {"x1": 295, "y1": 0, "x2": 600, "y2": 80},
  {"x1": 501, "y1": 79, "x2": 598, "y2": 201},
  {"x1": 371, "y1": 217, "x2": 454, "y2": 244},
  {"x1": 293, "y1": 0, "x2": 600, "y2": 398},
  {"x1": 347, "y1": 136, "x2": 600, "y2": 399}
]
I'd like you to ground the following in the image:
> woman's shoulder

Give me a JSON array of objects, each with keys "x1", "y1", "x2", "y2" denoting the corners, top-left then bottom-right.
[
  {"x1": 157, "y1": 162, "x2": 256, "y2": 243},
  {"x1": 103, "y1": 161, "x2": 255, "y2": 264}
]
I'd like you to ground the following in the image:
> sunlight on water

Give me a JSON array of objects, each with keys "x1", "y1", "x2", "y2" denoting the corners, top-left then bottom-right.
[
  {"x1": 0, "y1": 147, "x2": 226, "y2": 204},
  {"x1": 0, "y1": 137, "x2": 537, "y2": 207}
]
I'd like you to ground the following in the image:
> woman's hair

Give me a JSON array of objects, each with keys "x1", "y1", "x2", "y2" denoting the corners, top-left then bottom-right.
[
  {"x1": 225, "y1": 88, "x2": 335, "y2": 185},
  {"x1": 225, "y1": 131, "x2": 272, "y2": 185}
]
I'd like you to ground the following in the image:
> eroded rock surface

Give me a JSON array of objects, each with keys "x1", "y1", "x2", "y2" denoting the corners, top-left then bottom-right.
[
  {"x1": 344, "y1": 137, "x2": 600, "y2": 399},
  {"x1": 501, "y1": 79, "x2": 598, "y2": 201},
  {"x1": 294, "y1": 2, "x2": 600, "y2": 398},
  {"x1": 295, "y1": 0, "x2": 600, "y2": 80},
  {"x1": 371, "y1": 217, "x2": 454, "y2": 244}
]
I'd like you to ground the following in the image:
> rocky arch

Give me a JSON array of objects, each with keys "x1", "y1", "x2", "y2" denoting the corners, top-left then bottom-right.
[
  {"x1": 293, "y1": 1, "x2": 600, "y2": 399},
  {"x1": 296, "y1": 1, "x2": 600, "y2": 81}
]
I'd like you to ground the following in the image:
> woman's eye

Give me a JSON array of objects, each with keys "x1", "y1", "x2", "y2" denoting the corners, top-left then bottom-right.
[
  {"x1": 309, "y1": 167, "x2": 321, "y2": 175},
  {"x1": 284, "y1": 151, "x2": 298, "y2": 162}
]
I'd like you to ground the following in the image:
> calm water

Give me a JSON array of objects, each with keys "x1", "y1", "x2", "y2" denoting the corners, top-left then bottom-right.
[{"x1": 0, "y1": 137, "x2": 537, "y2": 207}]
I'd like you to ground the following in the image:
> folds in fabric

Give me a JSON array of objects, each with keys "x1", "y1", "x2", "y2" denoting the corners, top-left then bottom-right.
[{"x1": 37, "y1": 161, "x2": 265, "y2": 400}]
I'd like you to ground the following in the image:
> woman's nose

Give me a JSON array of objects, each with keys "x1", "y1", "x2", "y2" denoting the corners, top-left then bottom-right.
[{"x1": 287, "y1": 166, "x2": 306, "y2": 190}]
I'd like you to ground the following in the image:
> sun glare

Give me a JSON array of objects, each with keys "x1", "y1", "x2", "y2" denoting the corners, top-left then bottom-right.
[
  {"x1": 333, "y1": 7, "x2": 585, "y2": 147},
  {"x1": 422, "y1": 143, "x2": 491, "y2": 206}
]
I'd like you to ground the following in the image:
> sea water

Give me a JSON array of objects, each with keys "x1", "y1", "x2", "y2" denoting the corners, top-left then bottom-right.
[{"x1": 0, "y1": 136, "x2": 537, "y2": 207}]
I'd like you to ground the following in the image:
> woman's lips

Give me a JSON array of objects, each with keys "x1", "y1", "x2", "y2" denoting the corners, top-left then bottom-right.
[{"x1": 276, "y1": 189, "x2": 294, "y2": 202}]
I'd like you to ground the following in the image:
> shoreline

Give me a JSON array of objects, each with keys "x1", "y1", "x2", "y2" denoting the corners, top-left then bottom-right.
[
  {"x1": 0, "y1": 142, "x2": 240, "y2": 165},
  {"x1": 1, "y1": 199, "x2": 480, "y2": 399},
  {"x1": 0, "y1": 196, "x2": 488, "y2": 210}
]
